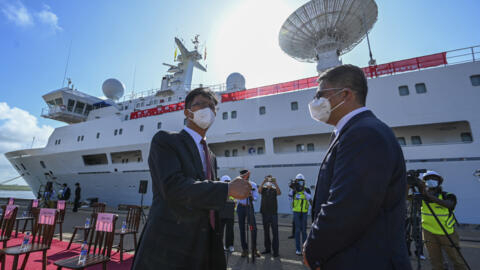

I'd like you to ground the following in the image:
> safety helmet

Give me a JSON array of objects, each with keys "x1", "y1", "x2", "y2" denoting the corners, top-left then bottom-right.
[
  {"x1": 220, "y1": 175, "x2": 232, "y2": 182},
  {"x1": 295, "y1": 173, "x2": 305, "y2": 180},
  {"x1": 422, "y1": 170, "x2": 444, "y2": 184}
]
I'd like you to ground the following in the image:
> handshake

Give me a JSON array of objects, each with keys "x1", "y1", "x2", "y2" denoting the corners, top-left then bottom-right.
[{"x1": 227, "y1": 176, "x2": 253, "y2": 200}]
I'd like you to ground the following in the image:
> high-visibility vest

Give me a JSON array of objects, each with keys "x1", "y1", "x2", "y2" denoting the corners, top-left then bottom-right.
[
  {"x1": 293, "y1": 191, "x2": 309, "y2": 213},
  {"x1": 421, "y1": 193, "x2": 456, "y2": 235}
]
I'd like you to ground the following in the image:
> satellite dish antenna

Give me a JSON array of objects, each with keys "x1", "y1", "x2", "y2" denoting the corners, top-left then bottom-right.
[
  {"x1": 279, "y1": 0, "x2": 378, "y2": 72},
  {"x1": 102, "y1": 78, "x2": 125, "y2": 101},
  {"x1": 226, "y1": 72, "x2": 246, "y2": 92}
]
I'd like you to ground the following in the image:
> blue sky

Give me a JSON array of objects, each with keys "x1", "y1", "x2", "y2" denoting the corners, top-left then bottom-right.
[{"x1": 0, "y1": 0, "x2": 479, "y2": 184}]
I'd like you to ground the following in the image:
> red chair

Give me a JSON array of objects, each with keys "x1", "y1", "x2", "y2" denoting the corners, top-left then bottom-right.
[
  {"x1": 0, "y1": 208, "x2": 59, "y2": 270},
  {"x1": 54, "y1": 213, "x2": 118, "y2": 270}
]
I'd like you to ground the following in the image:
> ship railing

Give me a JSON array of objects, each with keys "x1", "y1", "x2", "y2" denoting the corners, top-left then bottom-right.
[
  {"x1": 120, "y1": 83, "x2": 227, "y2": 102},
  {"x1": 445, "y1": 45, "x2": 480, "y2": 65}
]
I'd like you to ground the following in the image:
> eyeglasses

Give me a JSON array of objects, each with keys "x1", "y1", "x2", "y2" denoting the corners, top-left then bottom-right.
[
  {"x1": 190, "y1": 101, "x2": 219, "y2": 112},
  {"x1": 313, "y1": 87, "x2": 345, "y2": 100}
]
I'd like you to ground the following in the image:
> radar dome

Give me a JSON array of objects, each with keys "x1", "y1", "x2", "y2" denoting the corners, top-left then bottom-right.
[
  {"x1": 102, "y1": 78, "x2": 125, "y2": 100},
  {"x1": 226, "y1": 73, "x2": 246, "y2": 92}
]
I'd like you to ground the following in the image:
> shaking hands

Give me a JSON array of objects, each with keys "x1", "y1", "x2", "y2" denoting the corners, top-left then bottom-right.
[{"x1": 227, "y1": 176, "x2": 252, "y2": 199}]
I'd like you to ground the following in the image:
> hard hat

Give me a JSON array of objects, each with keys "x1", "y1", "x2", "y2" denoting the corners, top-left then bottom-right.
[
  {"x1": 220, "y1": 175, "x2": 232, "y2": 182},
  {"x1": 295, "y1": 173, "x2": 305, "y2": 180},
  {"x1": 422, "y1": 170, "x2": 444, "y2": 183}
]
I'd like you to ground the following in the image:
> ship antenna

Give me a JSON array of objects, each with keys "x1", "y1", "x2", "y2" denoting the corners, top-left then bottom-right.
[
  {"x1": 362, "y1": 12, "x2": 376, "y2": 66},
  {"x1": 62, "y1": 39, "x2": 73, "y2": 87},
  {"x1": 131, "y1": 64, "x2": 137, "y2": 98}
]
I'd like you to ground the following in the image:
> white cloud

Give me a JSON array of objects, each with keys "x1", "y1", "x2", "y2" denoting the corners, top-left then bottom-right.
[
  {"x1": 0, "y1": 1, "x2": 33, "y2": 27},
  {"x1": 0, "y1": 102, "x2": 54, "y2": 185},
  {"x1": 36, "y1": 4, "x2": 62, "y2": 31}
]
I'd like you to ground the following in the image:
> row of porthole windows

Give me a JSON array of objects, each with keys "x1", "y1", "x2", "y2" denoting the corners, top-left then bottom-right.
[
  {"x1": 224, "y1": 147, "x2": 264, "y2": 157},
  {"x1": 397, "y1": 132, "x2": 473, "y2": 146},
  {"x1": 222, "y1": 102, "x2": 299, "y2": 119},
  {"x1": 398, "y1": 83, "x2": 427, "y2": 96},
  {"x1": 399, "y1": 75, "x2": 480, "y2": 96},
  {"x1": 57, "y1": 122, "x2": 164, "y2": 144},
  {"x1": 296, "y1": 143, "x2": 315, "y2": 152}
]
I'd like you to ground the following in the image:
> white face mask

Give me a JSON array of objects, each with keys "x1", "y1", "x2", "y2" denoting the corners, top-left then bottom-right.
[
  {"x1": 308, "y1": 91, "x2": 345, "y2": 123},
  {"x1": 188, "y1": 107, "x2": 215, "y2": 129}
]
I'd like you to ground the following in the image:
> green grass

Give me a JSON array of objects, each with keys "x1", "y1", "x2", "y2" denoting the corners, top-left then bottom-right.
[{"x1": 0, "y1": 185, "x2": 32, "y2": 191}]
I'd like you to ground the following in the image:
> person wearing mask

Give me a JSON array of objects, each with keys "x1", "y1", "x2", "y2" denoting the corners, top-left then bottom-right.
[
  {"x1": 303, "y1": 65, "x2": 411, "y2": 270},
  {"x1": 219, "y1": 175, "x2": 236, "y2": 253},
  {"x1": 132, "y1": 87, "x2": 252, "y2": 270},
  {"x1": 258, "y1": 175, "x2": 281, "y2": 257},
  {"x1": 73, "y1": 182, "x2": 81, "y2": 212},
  {"x1": 236, "y1": 169, "x2": 261, "y2": 258},
  {"x1": 289, "y1": 173, "x2": 311, "y2": 255},
  {"x1": 420, "y1": 171, "x2": 467, "y2": 270},
  {"x1": 60, "y1": 183, "x2": 71, "y2": 201}
]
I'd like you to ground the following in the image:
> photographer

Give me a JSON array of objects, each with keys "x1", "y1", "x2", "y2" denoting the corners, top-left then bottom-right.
[
  {"x1": 288, "y1": 173, "x2": 311, "y2": 255},
  {"x1": 420, "y1": 171, "x2": 467, "y2": 270},
  {"x1": 258, "y1": 175, "x2": 281, "y2": 257}
]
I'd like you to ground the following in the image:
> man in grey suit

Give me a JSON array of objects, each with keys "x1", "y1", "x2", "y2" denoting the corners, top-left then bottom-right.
[
  {"x1": 132, "y1": 87, "x2": 252, "y2": 270},
  {"x1": 303, "y1": 65, "x2": 412, "y2": 270}
]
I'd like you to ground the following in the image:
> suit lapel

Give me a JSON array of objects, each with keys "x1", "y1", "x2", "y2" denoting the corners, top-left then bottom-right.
[{"x1": 180, "y1": 130, "x2": 205, "y2": 179}]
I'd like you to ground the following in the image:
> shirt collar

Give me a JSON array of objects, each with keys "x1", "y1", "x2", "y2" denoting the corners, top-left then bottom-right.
[
  {"x1": 183, "y1": 126, "x2": 205, "y2": 144},
  {"x1": 333, "y1": 107, "x2": 369, "y2": 137}
]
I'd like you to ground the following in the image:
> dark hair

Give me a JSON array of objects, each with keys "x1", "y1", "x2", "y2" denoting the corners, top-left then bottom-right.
[
  {"x1": 75, "y1": 182, "x2": 79, "y2": 186},
  {"x1": 318, "y1": 64, "x2": 368, "y2": 105},
  {"x1": 239, "y1": 169, "x2": 249, "y2": 175},
  {"x1": 63, "y1": 183, "x2": 67, "y2": 187},
  {"x1": 185, "y1": 87, "x2": 219, "y2": 109}
]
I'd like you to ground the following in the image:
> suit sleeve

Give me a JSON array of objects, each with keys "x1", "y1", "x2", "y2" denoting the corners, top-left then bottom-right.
[
  {"x1": 148, "y1": 133, "x2": 228, "y2": 210},
  {"x1": 305, "y1": 127, "x2": 394, "y2": 267}
]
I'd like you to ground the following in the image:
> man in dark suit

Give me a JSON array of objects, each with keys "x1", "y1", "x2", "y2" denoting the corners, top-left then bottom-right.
[
  {"x1": 132, "y1": 87, "x2": 252, "y2": 270},
  {"x1": 303, "y1": 65, "x2": 412, "y2": 270}
]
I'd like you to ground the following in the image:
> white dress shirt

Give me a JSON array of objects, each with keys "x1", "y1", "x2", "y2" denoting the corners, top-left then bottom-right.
[
  {"x1": 237, "y1": 181, "x2": 258, "y2": 205},
  {"x1": 183, "y1": 126, "x2": 207, "y2": 174},
  {"x1": 333, "y1": 107, "x2": 369, "y2": 138}
]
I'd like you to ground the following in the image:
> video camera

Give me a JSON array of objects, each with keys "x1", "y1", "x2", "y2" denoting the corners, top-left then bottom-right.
[
  {"x1": 289, "y1": 179, "x2": 305, "y2": 193},
  {"x1": 406, "y1": 169, "x2": 427, "y2": 189}
]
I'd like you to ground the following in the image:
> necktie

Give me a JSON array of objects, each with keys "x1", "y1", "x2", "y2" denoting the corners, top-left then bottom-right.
[{"x1": 200, "y1": 139, "x2": 215, "y2": 229}]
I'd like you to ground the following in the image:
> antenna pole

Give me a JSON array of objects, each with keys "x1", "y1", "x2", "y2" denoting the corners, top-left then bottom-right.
[
  {"x1": 62, "y1": 39, "x2": 73, "y2": 87},
  {"x1": 362, "y1": 13, "x2": 376, "y2": 66},
  {"x1": 30, "y1": 136, "x2": 35, "y2": 149}
]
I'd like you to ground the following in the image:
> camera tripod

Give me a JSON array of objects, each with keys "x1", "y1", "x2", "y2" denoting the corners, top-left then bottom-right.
[
  {"x1": 245, "y1": 195, "x2": 256, "y2": 263},
  {"x1": 406, "y1": 186, "x2": 471, "y2": 270}
]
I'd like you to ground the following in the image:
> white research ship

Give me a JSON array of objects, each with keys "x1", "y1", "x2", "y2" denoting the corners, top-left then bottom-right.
[{"x1": 5, "y1": 0, "x2": 480, "y2": 224}]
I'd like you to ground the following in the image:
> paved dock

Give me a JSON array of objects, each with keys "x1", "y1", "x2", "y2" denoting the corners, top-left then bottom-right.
[{"x1": 7, "y1": 200, "x2": 480, "y2": 269}]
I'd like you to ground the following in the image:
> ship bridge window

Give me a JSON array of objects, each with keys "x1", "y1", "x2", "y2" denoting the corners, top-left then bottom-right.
[
  {"x1": 259, "y1": 106, "x2": 266, "y2": 115},
  {"x1": 222, "y1": 112, "x2": 228, "y2": 120},
  {"x1": 84, "y1": 104, "x2": 93, "y2": 115},
  {"x1": 471, "y1": 75, "x2": 480, "y2": 86},
  {"x1": 291, "y1": 102, "x2": 298, "y2": 111},
  {"x1": 231, "y1": 111, "x2": 237, "y2": 119},
  {"x1": 74, "y1": 101, "x2": 85, "y2": 114},
  {"x1": 398, "y1": 86, "x2": 409, "y2": 96},
  {"x1": 307, "y1": 143, "x2": 315, "y2": 152},
  {"x1": 83, "y1": 154, "x2": 108, "y2": 166},
  {"x1": 461, "y1": 132, "x2": 473, "y2": 142},
  {"x1": 54, "y1": 98, "x2": 63, "y2": 105},
  {"x1": 415, "y1": 83, "x2": 427, "y2": 94},
  {"x1": 411, "y1": 136, "x2": 422, "y2": 145},
  {"x1": 40, "y1": 161, "x2": 46, "y2": 169},
  {"x1": 296, "y1": 144, "x2": 304, "y2": 152},
  {"x1": 47, "y1": 100, "x2": 55, "y2": 106},
  {"x1": 397, "y1": 137, "x2": 406, "y2": 146},
  {"x1": 111, "y1": 150, "x2": 143, "y2": 164},
  {"x1": 67, "y1": 99, "x2": 75, "y2": 112}
]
